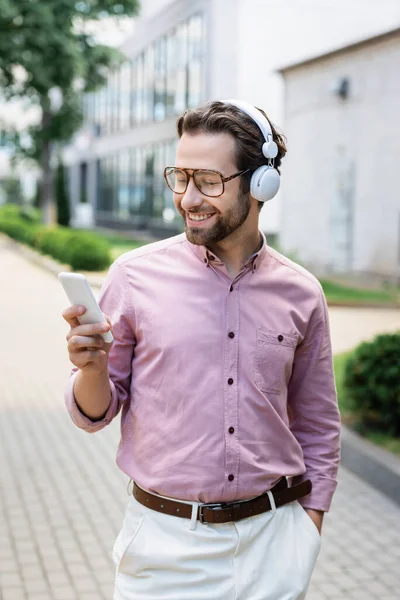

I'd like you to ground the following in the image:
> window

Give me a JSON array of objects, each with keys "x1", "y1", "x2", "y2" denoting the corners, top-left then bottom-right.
[
  {"x1": 120, "y1": 62, "x2": 132, "y2": 132},
  {"x1": 154, "y1": 37, "x2": 167, "y2": 121},
  {"x1": 85, "y1": 12, "x2": 205, "y2": 134}
]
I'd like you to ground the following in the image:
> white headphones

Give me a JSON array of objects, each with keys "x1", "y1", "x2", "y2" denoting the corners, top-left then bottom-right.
[{"x1": 225, "y1": 99, "x2": 280, "y2": 202}]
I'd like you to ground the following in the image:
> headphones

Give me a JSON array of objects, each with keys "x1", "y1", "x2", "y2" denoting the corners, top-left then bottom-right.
[{"x1": 225, "y1": 99, "x2": 280, "y2": 202}]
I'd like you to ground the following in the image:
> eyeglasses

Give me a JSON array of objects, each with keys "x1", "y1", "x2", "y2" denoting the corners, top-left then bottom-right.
[{"x1": 163, "y1": 167, "x2": 250, "y2": 198}]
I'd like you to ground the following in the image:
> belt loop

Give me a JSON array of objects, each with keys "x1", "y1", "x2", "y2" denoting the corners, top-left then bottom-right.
[
  {"x1": 267, "y1": 490, "x2": 277, "y2": 514},
  {"x1": 127, "y1": 478, "x2": 134, "y2": 496},
  {"x1": 189, "y1": 502, "x2": 199, "y2": 530}
]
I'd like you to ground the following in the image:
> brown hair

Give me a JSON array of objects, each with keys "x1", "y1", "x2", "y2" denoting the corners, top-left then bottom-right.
[{"x1": 176, "y1": 100, "x2": 287, "y2": 208}]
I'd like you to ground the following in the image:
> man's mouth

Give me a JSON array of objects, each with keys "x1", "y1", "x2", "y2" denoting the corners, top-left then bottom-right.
[{"x1": 187, "y1": 212, "x2": 216, "y2": 223}]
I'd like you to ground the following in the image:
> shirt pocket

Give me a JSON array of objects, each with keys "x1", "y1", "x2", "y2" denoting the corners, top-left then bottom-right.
[{"x1": 253, "y1": 327, "x2": 298, "y2": 395}]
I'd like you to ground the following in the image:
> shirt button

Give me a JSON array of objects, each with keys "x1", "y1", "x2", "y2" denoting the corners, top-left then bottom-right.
[
  {"x1": 228, "y1": 474, "x2": 234, "y2": 481},
  {"x1": 228, "y1": 427, "x2": 235, "y2": 434},
  {"x1": 278, "y1": 335, "x2": 284, "y2": 342},
  {"x1": 227, "y1": 378, "x2": 234, "y2": 385},
  {"x1": 228, "y1": 332, "x2": 235, "y2": 339}
]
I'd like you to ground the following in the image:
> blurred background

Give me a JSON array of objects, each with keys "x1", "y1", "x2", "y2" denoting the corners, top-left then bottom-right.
[{"x1": 1, "y1": 1, "x2": 400, "y2": 599}]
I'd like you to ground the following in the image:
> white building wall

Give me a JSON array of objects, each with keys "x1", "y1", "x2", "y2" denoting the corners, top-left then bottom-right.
[
  {"x1": 234, "y1": 0, "x2": 400, "y2": 236},
  {"x1": 279, "y1": 33, "x2": 400, "y2": 277}
]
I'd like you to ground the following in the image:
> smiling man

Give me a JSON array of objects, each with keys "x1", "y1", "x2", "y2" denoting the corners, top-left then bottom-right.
[{"x1": 63, "y1": 100, "x2": 341, "y2": 600}]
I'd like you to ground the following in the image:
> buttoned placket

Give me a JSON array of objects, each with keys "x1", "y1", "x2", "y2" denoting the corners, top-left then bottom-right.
[{"x1": 221, "y1": 274, "x2": 240, "y2": 499}]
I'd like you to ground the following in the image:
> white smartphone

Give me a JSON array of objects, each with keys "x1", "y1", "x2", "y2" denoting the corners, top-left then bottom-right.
[{"x1": 58, "y1": 272, "x2": 114, "y2": 343}]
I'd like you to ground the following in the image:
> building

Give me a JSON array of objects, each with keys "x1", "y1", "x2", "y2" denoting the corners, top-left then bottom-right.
[
  {"x1": 63, "y1": 0, "x2": 400, "y2": 241},
  {"x1": 278, "y1": 27, "x2": 400, "y2": 280}
]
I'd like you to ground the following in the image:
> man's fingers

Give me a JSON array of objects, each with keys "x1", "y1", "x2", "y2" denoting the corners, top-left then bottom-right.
[
  {"x1": 68, "y1": 335, "x2": 105, "y2": 350},
  {"x1": 66, "y1": 322, "x2": 110, "y2": 341},
  {"x1": 62, "y1": 305, "x2": 85, "y2": 328}
]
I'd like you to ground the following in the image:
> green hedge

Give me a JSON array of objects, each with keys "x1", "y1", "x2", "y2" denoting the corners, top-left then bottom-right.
[
  {"x1": 0, "y1": 204, "x2": 111, "y2": 271},
  {"x1": 343, "y1": 332, "x2": 400, "y2": 436}
]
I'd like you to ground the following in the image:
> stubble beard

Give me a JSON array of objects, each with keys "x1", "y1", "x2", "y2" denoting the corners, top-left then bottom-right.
[{"x1": 183, "y1": 192, "x2": 251, "y2": 246}]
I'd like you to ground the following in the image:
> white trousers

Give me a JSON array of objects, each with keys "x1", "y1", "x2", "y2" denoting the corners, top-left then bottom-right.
[{"x1": 113, "y1": 490, "x2": 321, "y2": 600}]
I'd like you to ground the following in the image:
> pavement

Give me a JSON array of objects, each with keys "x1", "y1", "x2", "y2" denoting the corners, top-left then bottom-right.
[{"x1": 1, "y1": 235, "x2": 400, "y2": 600}]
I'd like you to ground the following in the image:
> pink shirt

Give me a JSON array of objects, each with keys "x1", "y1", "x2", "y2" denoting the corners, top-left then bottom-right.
[{"x1": 65, "y1": 233, "x2": 340, "y2": 512}]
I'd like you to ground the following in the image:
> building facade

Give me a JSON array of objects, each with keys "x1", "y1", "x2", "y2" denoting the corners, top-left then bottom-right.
[
  {"x1": 64, "y1": 0, "x2": 218, "y2": 235},
  {"x1": 63, "y1": 0, "x2": 400, "y2": 242},
  {"x1": 278, "y1": 28, "x2": 400, "y2": 280}
]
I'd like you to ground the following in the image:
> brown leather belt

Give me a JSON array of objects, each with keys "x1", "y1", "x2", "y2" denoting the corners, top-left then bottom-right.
[{"x1": 133, "y1": 478, "x2": 312, "y2": 524}]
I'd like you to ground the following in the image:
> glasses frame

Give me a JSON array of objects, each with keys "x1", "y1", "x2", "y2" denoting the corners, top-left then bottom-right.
[{"x1": 163, "y1": 167, "x2": 251, "y2": 198}]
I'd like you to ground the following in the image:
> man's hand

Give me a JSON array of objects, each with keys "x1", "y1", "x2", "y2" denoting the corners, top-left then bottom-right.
[{"x1": 304, "y1": 508, "x2": 324, "y2": 534}]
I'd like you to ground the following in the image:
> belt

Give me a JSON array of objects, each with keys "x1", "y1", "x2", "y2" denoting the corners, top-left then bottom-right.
[{"x1": 133, "y1": 478, "x2": 312, "y2": 524}]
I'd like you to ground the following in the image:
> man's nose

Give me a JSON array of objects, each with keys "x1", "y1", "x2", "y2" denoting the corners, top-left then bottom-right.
[{"x1": 180, "y1": 178, "x2": 204, "y2": 211}]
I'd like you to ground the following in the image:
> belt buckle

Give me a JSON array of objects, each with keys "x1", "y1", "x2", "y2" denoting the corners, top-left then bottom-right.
[{"x1": 199, "y1": 502, "x2": 224, "y2": 524}]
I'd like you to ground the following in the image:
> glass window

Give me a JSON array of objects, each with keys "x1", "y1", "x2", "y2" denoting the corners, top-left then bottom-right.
[
  {"x1": 154, "y1": 37, "x2": 167, "y2": 121},
  {"x1": 118, "y1": 150, "x2": 130, "y2": 218},
  {"x1": 175, "y1": 22, "x2": 188, "y2": 114},
  {"x1": 166, "y1": 30, "x2": 177, "y2": 117},
  {"x1": 136, "y1": 53, "x2": 145, "y2": 124},
  {"x1": 144, "y1": 45, "x2": 155, "y2": 122},
  {"x1": 187, "y1": 15, "x2": 204, "y2": 108},
  {"x1": 120, "y1": 62, "x2": 131, "y2": 131}
]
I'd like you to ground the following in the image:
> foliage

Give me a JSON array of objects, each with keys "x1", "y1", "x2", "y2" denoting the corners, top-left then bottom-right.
[
  {"x1": 0, "y1": 0, "x2": 140, "y2": 219},
  {"x1": 66, "y1": 233, "x2": 111, "y2": 270},
  {"x1": 343, "y1": 333, "x2": 400, "y2": 436},
  {"x1": 0, "y1": 203, "x2": 111, "y2": 270}
]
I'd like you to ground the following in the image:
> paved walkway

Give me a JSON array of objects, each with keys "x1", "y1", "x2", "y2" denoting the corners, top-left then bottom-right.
[{"x1": 1, "y1": 237, "x2": 400, "y2": 600}]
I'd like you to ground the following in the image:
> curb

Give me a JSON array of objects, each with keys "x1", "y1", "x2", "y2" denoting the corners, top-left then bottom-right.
[
  {"x1": 3, "y1": 233, "x2": 400, "y2": 505},
  {"x1": 341, "y1": 426, "x2": 400, "y2": 506}
]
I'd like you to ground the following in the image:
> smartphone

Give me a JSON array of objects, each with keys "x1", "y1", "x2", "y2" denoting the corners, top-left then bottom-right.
[{"x1": 58, "y1": 272, "x2": 113, "y2": 343}]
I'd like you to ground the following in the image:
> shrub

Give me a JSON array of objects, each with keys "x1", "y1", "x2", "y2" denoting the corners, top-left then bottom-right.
[
  {"x1": 0, "y1": 203, "x2": 41, "y2": 223},
  {"x1": 35, "y1": 228, "x2": 111, "y2": 270},
  {"x1": 35, "y1": 226, "x2": 72, "y2": 262},
  {"x1": 343, "y1": 332, "x2": 400, "y2": 436},
  {"x1": 66, "y1": 233, "x2": 111, "y2": 271},
  {"x1": 0, "y1": 216, "x2": 42, "y2": 245},
  {"x1": 0, "y1": 203, "x2": 111, "y2": 271}
]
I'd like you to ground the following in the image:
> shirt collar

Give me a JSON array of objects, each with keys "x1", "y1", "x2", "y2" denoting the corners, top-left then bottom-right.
[{"x1": 186, "y1": 231, "x2": 267, "y2": 271}]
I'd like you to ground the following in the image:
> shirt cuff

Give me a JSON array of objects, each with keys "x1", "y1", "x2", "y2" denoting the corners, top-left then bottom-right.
[
  {"x1": 64, "y1": 370, "x2": 119, "y2": 432},
  {"x1": 296, "y1": 475, "x2": 338, "y2": 513}
]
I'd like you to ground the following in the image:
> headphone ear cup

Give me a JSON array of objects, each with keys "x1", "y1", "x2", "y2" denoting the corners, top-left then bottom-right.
[{"x1": 250, "y1": 166, "x2": 280, "y2": 202}]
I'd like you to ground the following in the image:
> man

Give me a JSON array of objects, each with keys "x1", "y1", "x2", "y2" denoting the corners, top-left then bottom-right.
[{"x1": 63, "y1": 100, "x2": 341, "y2": 600}]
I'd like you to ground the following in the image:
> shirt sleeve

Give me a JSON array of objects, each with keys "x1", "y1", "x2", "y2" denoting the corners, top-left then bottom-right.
[
  {"x1": 64, "y1": 261, "x2": 136, "y2": 433},
  {"x1": 288, "y1": 287, "x2": 341, "y2": 512}
]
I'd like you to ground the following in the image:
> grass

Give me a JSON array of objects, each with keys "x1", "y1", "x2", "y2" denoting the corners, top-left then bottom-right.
[
  {"x1": 96, "y1": 233, "x2": 145, "y2": 261},
  {"x1": 320, "y1": 279, "x2": 399, "y2": 306},
  {"x1": 333, "y1": 351, "x2": 400, "y2": 455}
]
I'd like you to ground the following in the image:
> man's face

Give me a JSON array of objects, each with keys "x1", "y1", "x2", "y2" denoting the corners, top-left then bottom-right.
[{"x1": 172, "y1": 132, "x2": 251, "y2": 246}]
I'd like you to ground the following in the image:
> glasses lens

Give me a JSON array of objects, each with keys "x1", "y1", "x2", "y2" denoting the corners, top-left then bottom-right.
[
  {"x1": 194, "y1": 170, "x2": 223, "y2": 197},
  {"x1": 165, "y1": 168, "x2": 187, "y2": 193}
]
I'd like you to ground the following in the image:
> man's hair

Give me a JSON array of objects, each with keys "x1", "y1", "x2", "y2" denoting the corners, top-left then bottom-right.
[{"x1": 176, "y1": 101, "x2": 287, "y2": 209}]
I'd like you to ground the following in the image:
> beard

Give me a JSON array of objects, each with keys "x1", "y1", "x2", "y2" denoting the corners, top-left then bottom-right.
[{"x1": 181, "y1": 192, "x2": 251, "y2": 246}]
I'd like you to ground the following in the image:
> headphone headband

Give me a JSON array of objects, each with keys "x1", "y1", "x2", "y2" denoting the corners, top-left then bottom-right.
[
  {"x1": 222, "y1": 99, "x2": 281, "y2": 202},
  {"x1": 224, "y1": 99, "x2": 278, "y2": 160}
]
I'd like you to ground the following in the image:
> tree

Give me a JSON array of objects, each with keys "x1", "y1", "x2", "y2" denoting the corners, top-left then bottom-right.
[{"x1": 0, "y1": 0, "x2": 140, "y2": 224}]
